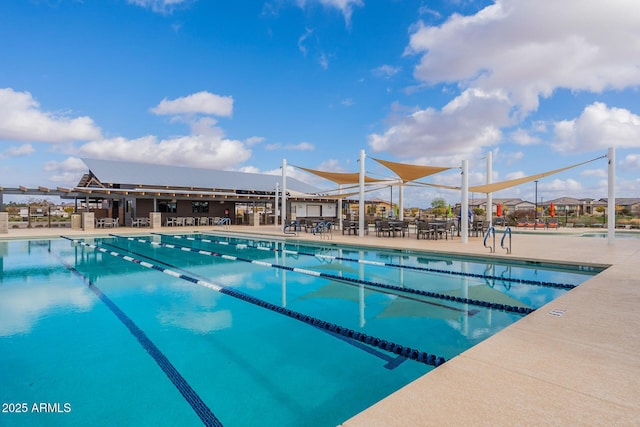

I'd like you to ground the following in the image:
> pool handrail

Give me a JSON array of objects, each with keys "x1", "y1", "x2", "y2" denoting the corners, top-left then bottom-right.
[
  {"x1": 216, "y1": 217, "x2": 231, "y2": 228},
  {"x1": 483, "y1": 226, "x2": 496, "y2": 253},
  {"x1": 283, "y1": 220, "x2": 298, "y2": 235},
  {"x1": 312, "y1": 221, "x2": 333, "y2": 239},
  {"x1": 501, "y1": 226, "x2": 512, "y2": 254}
]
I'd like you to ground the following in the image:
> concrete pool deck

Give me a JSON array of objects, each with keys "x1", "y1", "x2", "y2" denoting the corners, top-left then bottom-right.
[{"x1": 3, "y1": 225, "x2": 639, "y2": 426}]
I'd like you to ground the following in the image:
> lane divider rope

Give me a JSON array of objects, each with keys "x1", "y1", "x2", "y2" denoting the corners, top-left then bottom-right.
[
  {"x1": 134, "y1": 234, "x2": 534, "y2": 315},
  {"x1": 101, "y1": 240, "x2": 409, "y2": 370},
  {"x1": 177, "y1": 232, "x2": 577, "y2": 290},
  {"x1": 62, "y1": 236, "x2": 447, "y2": 368},
  {"x1": 49, "y1": 245, "x2": 223, "y2": 427}
]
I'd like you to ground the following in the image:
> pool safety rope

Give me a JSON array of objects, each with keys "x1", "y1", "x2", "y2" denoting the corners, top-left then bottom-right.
[
  {"x1": 63, "y1": 236, "x2": 447, "y2": 368},
  {"x1": 102, "y1": 240, "x2": 409, "y2": 371},
  {"x1": 139, "y1": 234, "x2": 535, "y2": 315},
  {"x1": 49, "y1": 246, "x2": 223, "y2": 427},
  {"x1": 183, "y1": 232, "x2": 577, "y2": 291}
]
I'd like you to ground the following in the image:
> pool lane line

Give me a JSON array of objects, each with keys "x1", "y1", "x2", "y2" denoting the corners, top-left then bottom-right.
[
  {"x1": 63, "y1": 236, "x2": 447, "y2": 367},
  {"x1": 101, "y1": 240, "x2": 409, "y2": 370},
  {"x1": 124, "y1": 234, "x2": 531, "y2": 315},
  {"x1": 171, "y1": 232, "x2": 577, "y2": 291},
  {"x1": 122, "y1": 235, "x2": 475, "y2": 317},
  {"x1": 47, "y1": 247, "x2": 223, "y2": 427}
]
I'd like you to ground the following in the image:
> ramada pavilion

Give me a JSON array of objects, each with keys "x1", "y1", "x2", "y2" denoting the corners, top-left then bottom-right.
[{"x1": 1, "y1": 158, "x2": 342, "y2": 230}]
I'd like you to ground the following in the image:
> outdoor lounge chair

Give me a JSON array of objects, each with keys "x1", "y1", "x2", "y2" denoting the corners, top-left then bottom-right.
[{"x1": 546, "y1": 218, "x2": 559, "y2": 229}]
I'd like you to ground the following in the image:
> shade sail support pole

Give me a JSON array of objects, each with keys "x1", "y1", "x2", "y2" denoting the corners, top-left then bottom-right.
[
  {"x1": 461, "y1": 160, "x2": 469, "y2": 244},
  {"x1": 359, "y1": 149, "x2": 366, "y2": 237},
  {"x1": 399, "y1": 183, "x2": 404, "y2": 221},
  {"x1": 608, "y1": 147, "x2": 615, "y2": 245},
  {"x1": 281, "y1": 159, "x2": 287, "y2": 227},
  {"x1": 275, "y1": 182, "x2": 279, "y2": 228},
  {"x1": 486, "y1": 151, "x2": 492, "y2": 226},
  {"x1": 338, "y1": 184, "x2": 343, "y2": 231}
]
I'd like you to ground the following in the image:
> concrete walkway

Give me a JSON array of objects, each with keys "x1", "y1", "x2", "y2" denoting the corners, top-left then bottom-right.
[{"x1": 3, "y1": 225, "x2": 639, "y2": 426}]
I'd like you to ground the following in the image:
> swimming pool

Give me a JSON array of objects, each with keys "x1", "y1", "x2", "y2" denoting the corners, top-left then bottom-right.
[
  {"x1": 0, "y1": 233, "x2": 603, "y2": 426},
  {"x1": 578, "y1": 230, "x2": 640, "y2": 239}
]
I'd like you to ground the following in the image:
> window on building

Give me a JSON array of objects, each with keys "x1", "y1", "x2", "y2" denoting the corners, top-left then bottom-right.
[
  {"x1": 158, "y1": 200, "x2": 177, "y2": 213},
  {"x1": 192, "y1": 201, "x2": 209, "y2": 213}
]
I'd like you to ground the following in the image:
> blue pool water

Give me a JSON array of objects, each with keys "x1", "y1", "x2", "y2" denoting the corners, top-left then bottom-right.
[
  {"x1": 578, "y1": 230, "x2": 640, "y2": 239},
  {"x1": 0, "y1": 233, "x2": 603, "y2": 426}
]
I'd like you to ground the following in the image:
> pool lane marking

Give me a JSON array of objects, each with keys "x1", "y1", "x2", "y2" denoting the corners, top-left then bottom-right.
[
  {"x1": 48, "y1": 247, "x2": 223, "y2": 427},
  {"x1": 101, "y1": 240, "x2": 409, "y2": 370},
  {"x1": 123, "y1": 234, "x2": 527, "y2": 315},
  {"x1": 63, "y1": 236, "x2": 446, "y2": 367},
  {"x1": 185, "y1": 232, "x2": 576, "y2": 290}
]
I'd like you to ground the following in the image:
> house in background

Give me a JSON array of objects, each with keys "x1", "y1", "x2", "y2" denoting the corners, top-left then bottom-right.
[
  {"x1": 599, "y1": 198, "x2": 640, "y2": 215},
  {"x1": 345, "y1": 198, "x2": 393, "y2": 219}
]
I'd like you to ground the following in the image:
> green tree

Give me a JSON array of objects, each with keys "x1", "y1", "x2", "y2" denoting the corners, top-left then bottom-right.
[{"x1": 431, "y1": 197, "x2": 447, "y2": 218}]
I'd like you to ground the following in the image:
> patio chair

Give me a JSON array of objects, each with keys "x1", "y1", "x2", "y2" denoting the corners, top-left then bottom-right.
[
  {"x1": 376, "y1": 220, "x2": 392, "y2": 237},
  {"x1": 416, "y1": 221, "x2": 433, "y2": 240},
  {"x1": 471, "y1": 220, "x2": 484, "y2": 237},
  {"x1": 342, "y1": 220, "x2": 358, "y2": 235}
]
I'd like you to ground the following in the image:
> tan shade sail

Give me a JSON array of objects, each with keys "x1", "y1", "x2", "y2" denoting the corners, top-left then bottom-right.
[
  {"x1": 371, "y1": 157, "x2": 453, "y2": 182},
  {"x1": 469, "y1": 156, "x2": 606, "y2": 193},
  {"x1": 317, "y1": 191, "x2": 361, "y2": 200},
  {"x1": 407, "y1": 181, "x2": 461, "y2": 191},
  {"x1": 295, "y1": 165, "x2": 388, "y2": 185},
  {"x1": 318, "y1": 183, "x2": 398, "y2": 199}
]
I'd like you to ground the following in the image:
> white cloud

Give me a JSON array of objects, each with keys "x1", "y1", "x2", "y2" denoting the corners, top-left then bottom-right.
[
  {"x1": 316, "y1": 158, "x2": 348, "y2": 172},
  {"x1": 541, "y1": 178, "x2": 583, "y2": 193},
  {"x1": 265, "y1": 142, "x2": 315, "y2": 151},
  {"x1": 552, "y1": 102, "x2": 640, "y2": 153},
  {"x1": 501, "y1": 150, "x2": 524, "y2": 167},
  {"x1": 296, "y1": 0, "x2": 364, "y2": 26},
  {"x1": 341, "y1": 98, "x2": 354, "y2": 107},
  {"x1": 504, "y1": 170, "x2": 526, "y2": 180},
  {"x1": 318, "y1": 52, "x2": 330, "y2": 69},
  {"x1": 509, "y1": 128, "x2": 540, "y2": 146},
  {"x1": 372, "y1": 65, "x2": 401, "y2": 79},
  {"x1": 78, "y1": 133, "x2": 251, "y2": 170},
  {"x1": 368, "y1": 88, "x2": 512, "y2": 159},
  {"x1": 43, "y1": 157, "x2": 88, "y2": 184},
  {"x1": 620, "y1": 153, "x2": 640, "y2": 170},
  {"x1": 0, "y1": 143, "x2": 35, "y2": 159},
  {"x1": 298, "y1": 28, "x2": 313, "y2": 55},
  {"x1": 150, "y1": 91, "x2": 233, "y2": 117},
  {"x1": 0, "y1": 88, "x2": 102, "y2": 143},
  {"x1": 581, "y1": 168, "x2": 607, "y2": 178},
  {"x1": 406, "y1": 0, "x2": 640, "y2": 114},
  {"x1": 127, "y1": 0, "x2": 190, "y2": 14},
  {"x1": 245, "y1": 136, "x2": 265, "y2": 146},
  {"x1": 238, "y1": 165, "x2": 261, "y2": 174}
]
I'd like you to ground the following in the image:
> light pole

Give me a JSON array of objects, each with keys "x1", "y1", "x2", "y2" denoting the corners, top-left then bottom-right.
[{"x1": 534, "y1": 180, "x2": 538, "y2": 229}]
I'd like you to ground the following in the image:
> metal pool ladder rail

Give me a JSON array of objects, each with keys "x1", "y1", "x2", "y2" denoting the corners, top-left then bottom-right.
[
  {"x1": 216, "y1": 217, "x2": 231, "y2": 229},
  {"x1": 483, "y1": 226, "x2": 496, "y2": 253},
  {"x1": 501, "y1": 226, "x2": 512, "y2": 254},
  {"x1": 484, "y1": 226, "x2": 512, "y2": 254}
]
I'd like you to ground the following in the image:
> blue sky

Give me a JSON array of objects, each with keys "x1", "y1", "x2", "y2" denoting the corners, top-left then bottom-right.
[{"x1": 1, "y1": 0, "x2": 639, "y2": 207}]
